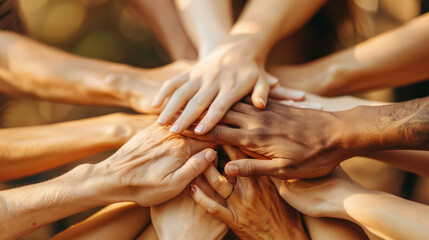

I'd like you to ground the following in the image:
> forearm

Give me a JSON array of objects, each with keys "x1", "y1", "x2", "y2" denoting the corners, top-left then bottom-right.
[
  {"x1": 0, "y1": 164, "x2": 109, "y2": 239},
  {"x1": 338, "y1": 96, "x2": 429, "y2": 153},
  {"x1": 228, "y1": 0, "x2": 326, "y2": 61},
  {"x1": 337, "y1": 190, "x2": 429, "y2": 240},
  {"x1": 174, "y1": 0, "x2": 233, "y2": 59},
  {"x1": 0, "y1": 31, "x2": 149, "y2": 107},
  {"x1": 304, "y1": 216, "x2": 368, "y2": 240},
  {"x1": 364, "y1": 150, "x2": 429, "y2": 178},
  {"x1": 52, "y1": 202, "x2": 150, "y2": 240},
  {"x1": 123, "y1": 0, "x2": 197, "y2": 60},
  {"x1": 0, "y1": 113, "x2": 152, "y2": 181},
  {"x1": 307, "y1": 13, "x2": 429, "y2": 96}
]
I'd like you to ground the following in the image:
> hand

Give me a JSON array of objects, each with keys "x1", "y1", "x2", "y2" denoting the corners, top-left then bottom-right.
[
  {"x1": 189, "y1": 146, "x2": 309, "y2": 240},
  {"x1": 151, "y1": 176, "x2": 228, "y2": 240},
  {"x1": 270, "y1": 167, "x2": 368, "y2": 219},
  {"x1": 93, "y1": 124, "x2": 217, "y2": 206},
  {"x1": 151, "y1": 40, "x2": 305, "y2": 135},
  {"x1": 110, "y1": 60, "x2": 194, "y2": 113},
  {"x1": 183, "y1": 99, "x2": 372, "y2": 179}
]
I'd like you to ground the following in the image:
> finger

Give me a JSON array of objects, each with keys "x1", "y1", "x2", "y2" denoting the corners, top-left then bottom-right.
[
  {"x1": 267, "y1": 74, "x2": 279, "y2": 87},
  {"x1": 251, "y1": 75, "x2": 270, "y2": 109},
  {"x1": 194, "y1": 93, "x2": 237, "y2": 135},
  {"x1": 151, "y1": 74, "x2": 189, "y2": 108},
  {"x1": 204, "y1": 164, "x2": 234, "y2": 199},
  {"x1": 173, "y1": 149, "x2": 217, "y2": 183},
  {"x1": 280, "y1": 100, "x2": 322, "y2": 110},
  {"x1": 170, "y1": 86, "x2": 217, "y2": 133},
  {"x1": 157, "y1": 81, "x2": 199, "y2": 125},
  {"x1": 182, "y1": 125, "x2": 247, "y2": 146},
  {"x1": 219, "y1": 110, "x2": 245, "y2": 127},
  {"x1": 222, "y1": 145, "x2": 247, "y2": 160},
  {"x1": 269, "y1": 86, "x2": 306, "y2": 101},
  {"x1": 189, "y1": 184, "x2": 234, "y2": 224},
  {"x1": 224, "y1": 158, "x2": 296, "y2": 179},
  {"x1": 231, "y1": 102, "x2": 257, "y2": 114}
]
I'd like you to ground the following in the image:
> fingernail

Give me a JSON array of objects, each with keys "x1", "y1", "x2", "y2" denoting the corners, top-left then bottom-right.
[
  {"x1": 151, "y1": 98, "x2": 161, "y2": 107},
  {"x1": 284, "y1": 100, "x2": 294, "y2": 105},
  {"x1": 170, "y1": 123, "x2": 180, "y2": 133},
  {"x1": 157, "y1": 115, "x2": 166, "y2": 124},
  {"x1": 189, "y1": 185, "x2": 196, "y2": 194},
  {"x1": 205, "y1": 150, "x2": 216, "y2": 162},
  {"x1": 308, "y1": 103, "x2": 322, "y2": 110},
  {"x1": 258, "y1": 97, "x2": 266, "y2": 108},
  {"x1": 268, "y1": 76, "x2": 278, "y2": 85},
  {"x1": 195, "y1": 125, "x2": 205, "y2": 134},
  {"x1": 291, "y1": 90, "x2": 306, "y2": 99},
  {"x1": 225, "y1": 164, "x2": 239, "y2": 176}
]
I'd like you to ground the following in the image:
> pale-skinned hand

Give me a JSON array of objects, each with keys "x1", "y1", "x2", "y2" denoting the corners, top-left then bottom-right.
[
  {"x1": 151, "y1": 175, "x2": 228, "y2": 240},
  {"x1": 151, "y1": 40, "x2": 306, "y2": 135},
  {"x1": 93, "y1": 124, "x2": 217, "y2": 206}
]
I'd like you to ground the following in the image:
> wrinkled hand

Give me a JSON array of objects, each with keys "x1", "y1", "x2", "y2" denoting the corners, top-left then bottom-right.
[
  {"x1": 151, "y1": 176, "x2": 228, "y2": 240},
  {"x1": 271, "y1": 167, "x2": 367, "y2": 219},
  {"x1": 189, "y1": 146, "x2": 308, "y2": 240},
  {"x1": 184, "y1": 99, "x2": 364, "y2": 179},
  {"x1": 93, "y1": 124, "x2": 217, "y2": 206},
  {"x1": 151, "y1": 42, "x2": 305, "y2": 135}
]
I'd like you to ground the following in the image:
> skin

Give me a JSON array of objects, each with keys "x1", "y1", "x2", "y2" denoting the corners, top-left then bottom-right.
[
  {"x1": 174, "y1": 0, "x2": 233, "y2": 60},
  {"x1": 0, "y1": 113, "x2": 156, "y2": 181},
  {"x1": 271, "y1": 167, "x2": 429, "y2": 240},
  {"x1": 304, "y1": 216, "x2": 369, "y2": 240},
  {"x1": 0, "y1": 31, "x2": 194, "y2": 113},
  {"x1": 123, "y1": 0, "x2": 197, "y2": 60},
  {"x1": 152, "y1": 0, "x2": 327, "y2": 135},
  {"x1": 184, "y1": 96, "x2": 429, "y2": 179},
  {"x1": 189, "y1": 146, "x2": 309, "y2": 240},
  {"x1": 269, "y1": 12, "x2": 429, "y2": 96},
  {"x1": 52, "y1": 202, "x2": 150, "y2": 240},
  {"x1": 0, "y1": 124, "x2": 217, "y2": 239},
  {"x1": 151, "y1": 176, "x2": 228, "y2": 240}
]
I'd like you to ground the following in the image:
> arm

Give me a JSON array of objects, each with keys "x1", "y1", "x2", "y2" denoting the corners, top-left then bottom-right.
[
  {"x1": 0, "y1": 124, "x2": 217, "y2": 239},
  {"x1": 304, "y1": 216, "x2": 369, "y2": 240},
  {"x1": 0, "y1": 31, "x2": 191, "y2": 113},
  {"x1": 52, "y1": 202, "x2": 150, "y2": 240},
  {"x1": 173, "y1": 0, "x2": 233, "y2": 59},
  {"x1": 270, "y1": 13, "x2": 429, "y2": 96},
  {"x1": 152, "y1": 0, "x2": 325, "y2": 135},
  {"x1": 122, "y1": 0, "x2": 197, "y2": 60},
  {"x1": 185, "y1": 96, "x2": 429, "y2": 179},
  {"x1": 272, "y1": 167, "x2": 429, "y2": 240},
  {"x1": 0, "y1": 113, "x2": 156, "y2": 181}
]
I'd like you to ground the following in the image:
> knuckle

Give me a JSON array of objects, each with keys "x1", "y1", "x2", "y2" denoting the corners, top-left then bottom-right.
[
  {"x1": 206, "y1": 202, "x2": 220, "y2": 215},
  {"x1": 211, "y1": 102, "x2": 227, "y2": 114},
  {"x1": 212, "y1": 175, "x2": 227, "y2": 189},
  {"x1": 249, "y1": 128, "x2": 270, "y2": 143},
  {"x1": 191, "y1": 97, "x2": 206, "y2": 108}
]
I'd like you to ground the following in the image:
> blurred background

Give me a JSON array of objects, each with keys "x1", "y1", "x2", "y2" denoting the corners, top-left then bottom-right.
[{"x1": 1, "y1": 0, "x2": 427, "y2": 239}]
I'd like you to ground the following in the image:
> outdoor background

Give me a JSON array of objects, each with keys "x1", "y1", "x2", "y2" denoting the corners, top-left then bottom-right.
[{"x1": 1, "y1": 0, "x2": 427, "y2": 239}]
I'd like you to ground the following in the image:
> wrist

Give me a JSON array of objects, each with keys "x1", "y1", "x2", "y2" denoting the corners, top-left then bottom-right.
[
  {"x1": 61, "y1": 163, "x2": 112, "y2": 207},
  {"x1": 215, "y1": 34, "x2": 268, "y2": 63}
]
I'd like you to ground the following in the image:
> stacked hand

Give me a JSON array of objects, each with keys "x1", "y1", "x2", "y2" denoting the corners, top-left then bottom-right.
[
  {"x1": 151, "y1": 40, "x2": 306, "y2": 135},
  {"x1": 189, "y1": 146, "x2": 309, "y2": 240}
]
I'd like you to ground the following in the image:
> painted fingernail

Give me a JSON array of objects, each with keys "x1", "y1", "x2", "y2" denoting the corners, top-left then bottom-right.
[
  {"x1": 308, "y1": 103, "x2": 323, "y2": 110},
  {"x1": 258, "y1": 97, "x2": 266, "y2": 108},
  {"x1": 157, "y1": 115, "x2": 166, "y2": 124},
  {"x1": 170, "y1": 123, "x2": 180, "y2": 133},
  {"x1": 195, "y1": 125, "x2": 205, "y2": 134},
  {"x1": 291, "y1": 90, "x2": 306, "y2": 99},
  {"x1": 189, "y1": 185, "x2": 196, "y2": 194},
  {"x1": 225, "y1": 164, "x2": 239, "y2": 176},
  {"x1": 205, "y1": 150, "x2": 217, "y2": 162}
]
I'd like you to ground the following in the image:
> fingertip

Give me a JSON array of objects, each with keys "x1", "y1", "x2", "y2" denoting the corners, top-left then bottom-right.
[
  {"x1": 204, "y1": 149, "x2": 217, "y2": 163},
  {"x1": 189, "y1": 184, "x2": 197, "y2": 194},
  {"x1": 268, "y1": 75, "x2": 279, "y2": 86},
  {"x1": 225, "y1": 163, "x2": 239, "y2": 176}
]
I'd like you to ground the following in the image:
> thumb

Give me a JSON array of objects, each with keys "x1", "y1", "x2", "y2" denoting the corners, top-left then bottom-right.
[{"x1": 174, "y1": 149, "x2": 217, "y2": 183}]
